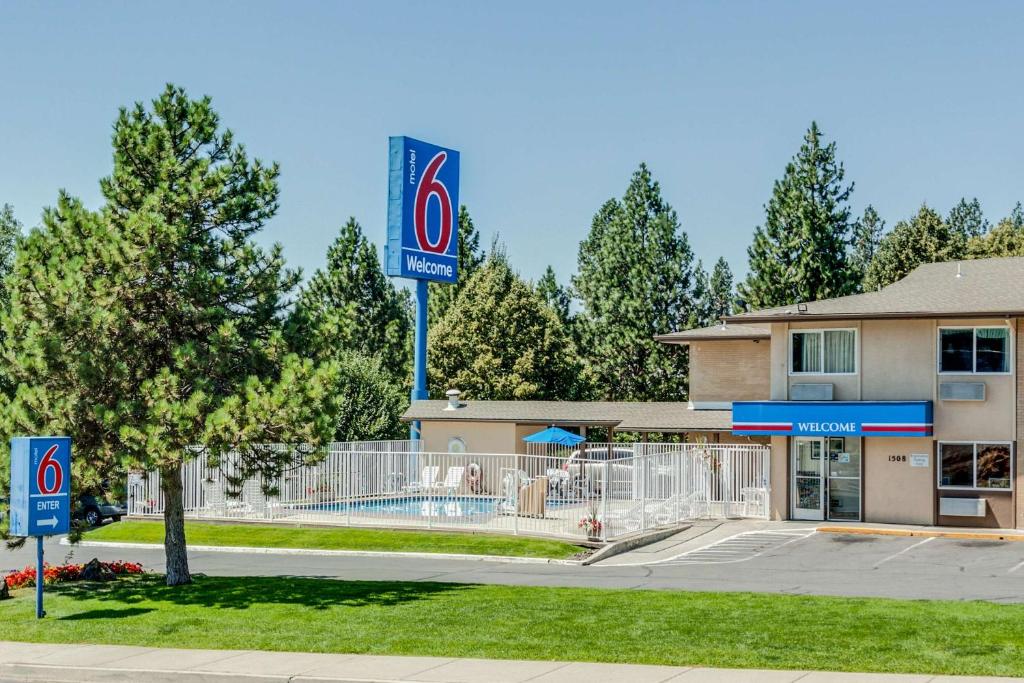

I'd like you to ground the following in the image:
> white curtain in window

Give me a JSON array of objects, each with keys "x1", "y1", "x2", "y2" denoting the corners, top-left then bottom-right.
[
  {"x1": 823, "y1": 330, "x2": 855, "y2": 373},
  {"x1": 798, "y1": 332, "x2": 821, "y2": 373}
]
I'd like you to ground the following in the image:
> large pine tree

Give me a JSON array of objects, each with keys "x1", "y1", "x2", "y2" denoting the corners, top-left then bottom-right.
[
  {"x1": 573, "y1": 164, "x2": 696, "y2": 401},
  {"x1": 428, "y1": 251, "x2": 586, "y2": 400},
  {"x1": 428, "y1": 205, "x2": 484, "y2": 326},
  {"x1": 738, "y1": 122, "x2": 856, "y2": 309},
  {"x1": 849, "y1": 205, "x2": 885, "y2": 291},
  {"x1": 864, "y1": 205, "x2": 961, "y2": 290},
  {"x1": 288, "y1": 218, "x2": 412, "y2": 381},
  {"x1": 0, "y1": 86, "x2": 339, "y2": 584}
]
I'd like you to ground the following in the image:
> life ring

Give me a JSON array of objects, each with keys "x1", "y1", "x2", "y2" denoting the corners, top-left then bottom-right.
[{"x1": 466, "y1": 462, "x2": 482, "y2": 492}]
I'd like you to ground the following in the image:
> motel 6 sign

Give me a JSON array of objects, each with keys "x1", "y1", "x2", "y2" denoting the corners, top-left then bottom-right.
[
  {"x1": 9, "y1": 437, "x2": 72, "y2": 537},
  {"x1": 386, "y1": 136, "x2": 461, "y2": 283}
]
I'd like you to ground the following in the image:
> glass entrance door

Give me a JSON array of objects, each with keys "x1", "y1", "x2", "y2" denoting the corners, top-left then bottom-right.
[
  {"x1": 793, "y1": 438, "x2": 824, "y2": 520},
  {"x1": 792, "y1": 437, "x2": 863, "y2": 521}
]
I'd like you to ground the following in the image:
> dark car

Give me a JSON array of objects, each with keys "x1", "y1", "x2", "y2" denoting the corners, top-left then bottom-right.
[{"x1": 74, "y1": 494, "x2": 127, "y2": 527}]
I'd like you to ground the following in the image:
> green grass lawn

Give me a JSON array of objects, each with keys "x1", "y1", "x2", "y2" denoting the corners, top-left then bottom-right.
[
  {"x1": 2, "y1": 575, "x2": 1023, "y2": 676},
  {"x1": 85, "y1": 520, "x2": 585, "y2": 560}
]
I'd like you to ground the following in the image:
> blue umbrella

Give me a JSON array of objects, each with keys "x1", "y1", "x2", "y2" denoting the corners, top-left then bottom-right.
[{"x1": 522, "y1": 426, "x2": 585, "y2": 446}]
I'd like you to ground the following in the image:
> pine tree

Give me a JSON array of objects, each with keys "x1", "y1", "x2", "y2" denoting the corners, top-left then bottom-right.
[
  {"x1": 535, "y1": 265, "x2": 572, "y2": 328},
  {"x1": 947, "y1": 197, "x2": 989, "y2": 240},
  {"x1": 428, "y1": 251, "x2": 587, "y2": 400},
  {"x1": 967, "y1": 204, "x2": 1024, "y2": 257},
  {"x1": 0, "y1": 86, "x2": 339, "y2": 584},
  {"x1": 864, "y1": 205, "x2": 961, "y2": 290},
  {"x1": 288, "y1": 218, "x2": 411, "y2": 381},
  {"x1": 573, "y1": 163, "x2": 696, "y2": 401},
  {"x1": 0, "y1": 205, "x2": 21, "y2": 312},
  {"x1": 738, "y1": 122, "x2": 856, "y2": 308},
  {"x1": 706, "y1": 257, "x2": 735, "y2": 321},
  {"x1": 850, "y1": 205, "x2": 885, "y2": 290},
  {"x1": 428, "y1": 206, "x2": 484, "y2": 326},
  {"x1": 328, "y1": 350, "x2": 407, "y2": 441}
]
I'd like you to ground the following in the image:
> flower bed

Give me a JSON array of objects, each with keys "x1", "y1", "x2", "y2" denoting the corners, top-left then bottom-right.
[{"x1": 5, "y1": 561, "x2": 143, "y2": 590}]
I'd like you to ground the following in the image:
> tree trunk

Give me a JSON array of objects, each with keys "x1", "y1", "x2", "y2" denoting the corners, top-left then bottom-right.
[{"x1": 160, "y1": 465, "x2": 191, "y2": 586}]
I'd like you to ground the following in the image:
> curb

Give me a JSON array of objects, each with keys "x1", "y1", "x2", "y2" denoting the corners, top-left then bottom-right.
[
  {"x1": 61, "y1": 538, "x2": 584, "y2": 565},
  {"x1": 817, "y1": 526, "x2": 1024, "y2": 542},
  {"x1": 582, "y1": 524, "x2": 691, "y2": 565}
]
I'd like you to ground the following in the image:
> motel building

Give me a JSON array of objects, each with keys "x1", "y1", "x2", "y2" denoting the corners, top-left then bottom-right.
[{"x1": 660, "y1": 256, "x2": 1024, "y2": 529}]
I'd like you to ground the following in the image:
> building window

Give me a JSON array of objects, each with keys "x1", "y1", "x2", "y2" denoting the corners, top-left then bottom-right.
[
  {"x1": 938, "y1": 327, "x2": 1010, "y2": 374},
  {"x1": 939, "y1": 442, "x2": 1012, "y2": 490},
  {"x1": 791, "y1": 329, "x2": 856, "y2": 375}
]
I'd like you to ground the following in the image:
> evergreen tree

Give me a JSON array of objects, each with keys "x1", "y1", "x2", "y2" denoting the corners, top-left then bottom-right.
[
  {"x1": 738, "y1": 122, "x2": 856, "y2": 308},
  {"x1": 706, "y1": 257, "x2": 735, "y2": 321},
  {"x1": 0, "y1": 205, "x2": 21, "y2": 311},
  {"x1": 428, "y1": 251, "x2": 587, "y2": 400},
  {"x1": 535, "y1": 265, "x2": 572, "y2": 329},
  {"x1": 947, "y1": 197, "x2": 989, "y2": 240},
  {"x1": 0, "y1": 86, "x2": 339, "y2": 584},
  {"x1": 689, "y1": 261, "x2": 712, "y2": 329},
  {"x1": 850, "y1": 205, "x2": 885, "y2": 290},
  {"x1": 428, "y1": 206, "x2": 484, "y2": 326},
  {"x1": 967, "y1": 205, "x2": 1024, "y2": 257},
  {"x1": 864, "y1": 205, "x2": 961, "y2": 290},
  {"x1": 328, "y1": 350, "x2": 407, "y2": 441},
  {"x1": 288, "y1": 218, "x2": 412, "y2": 381},
  {"x1": 573, "y1": 164, "x2": 696, "y2": 401}
]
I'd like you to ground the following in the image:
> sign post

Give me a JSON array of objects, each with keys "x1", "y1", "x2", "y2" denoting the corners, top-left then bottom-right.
[
  {"x1": 386, "y1": 136, "x2": 460, "y2": 441},
  {"x1": 9, "y1": 437, "x2": 72, "y2": 618}
]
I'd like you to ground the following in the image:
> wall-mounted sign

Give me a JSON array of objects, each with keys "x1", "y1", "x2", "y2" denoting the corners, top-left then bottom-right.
[
  {"x1": 386, "y1": 136, "x2": 460, "y2": 283},
  {"x1": 910, "y1": 453, "x2": 929, "y2": 468},
  {"x1": 732, "y1": 401, "x2": 933, "y2": 438}
]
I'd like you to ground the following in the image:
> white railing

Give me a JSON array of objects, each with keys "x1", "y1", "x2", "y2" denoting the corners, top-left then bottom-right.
[{"x1": 128, "y1": 440, "x2": 771, "y2": 541}]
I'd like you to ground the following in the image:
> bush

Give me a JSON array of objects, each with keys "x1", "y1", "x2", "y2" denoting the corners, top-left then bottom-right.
[{"x1": 5, "y1": 560, "x2": 142, "y2": 589}]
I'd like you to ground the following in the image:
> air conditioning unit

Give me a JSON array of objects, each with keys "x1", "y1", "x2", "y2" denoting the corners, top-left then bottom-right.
[
  {"x1": 791, "y1": 383, "x2": 833, "y2": 401},
  {"x1": 939, "y1": 497, "x2": 986, "y2": 517},
  {"x1": 939, "y1": 382, "x2": 986, "y2": 401}
]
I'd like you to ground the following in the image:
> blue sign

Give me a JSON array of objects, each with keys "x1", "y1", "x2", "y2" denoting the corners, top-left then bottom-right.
[
  {"x1": 386, "y1": 136, "x2": 460, "y2": 283},
  {"x1": 732, "y1": 401, "x2": 933, "y2": 438},
  {"x1": 9, "y1": 437, "x2": 72, "y2": 537}
]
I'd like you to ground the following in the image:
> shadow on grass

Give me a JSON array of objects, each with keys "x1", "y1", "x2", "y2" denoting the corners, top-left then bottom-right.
[
  {"x1": 55, "y1": 575, "x2": 475, "y2": 611},
  {"x1": 60, "y1": 607, "x2": 155, "y2": 620}
]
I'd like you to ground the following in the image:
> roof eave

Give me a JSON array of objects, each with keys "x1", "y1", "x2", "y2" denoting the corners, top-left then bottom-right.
[{"x1": 724, "y1": 310, "x2": 1024, "y2": 324}]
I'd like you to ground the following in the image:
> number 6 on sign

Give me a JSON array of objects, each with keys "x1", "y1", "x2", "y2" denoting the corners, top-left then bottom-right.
[{"x1": 36, "y1": 445, "x2": 63, "y2": 495}]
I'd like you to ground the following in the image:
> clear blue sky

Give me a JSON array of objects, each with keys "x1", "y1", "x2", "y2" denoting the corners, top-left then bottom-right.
[{"x1": 3, "y1": 1, "x2": 1023, "y2": 289}]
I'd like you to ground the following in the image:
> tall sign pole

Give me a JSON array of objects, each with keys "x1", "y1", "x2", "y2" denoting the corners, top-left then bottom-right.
[
  {"x1": 9, "y1": 437, "x2": 72, "y2": 618},
  {"x1": 386, "y1": 137, "x2": 461, "y2": 441}
]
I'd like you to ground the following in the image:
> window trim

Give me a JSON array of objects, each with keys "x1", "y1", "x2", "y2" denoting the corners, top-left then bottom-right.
[
  {"x1": 788, "y1": 328, "x2": 859, "y2": 376},
  {"x1": 937, "y1": 325, "x2": 1013, "y2": 376},
  {"x1": 937, "y1": 440, "x2": 1014, "y2": 491}
]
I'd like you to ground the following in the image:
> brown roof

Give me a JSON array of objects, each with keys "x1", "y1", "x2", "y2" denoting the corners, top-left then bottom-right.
[
  {"x1": 724, "y1": 257, "x2": 1024, "y2": 323},
  {"x1": 656, "y1": 323, "x2": 770, "y2": 344},
  {"x1": 402, "y1": 400, "x2": 731, "y2": 432}
]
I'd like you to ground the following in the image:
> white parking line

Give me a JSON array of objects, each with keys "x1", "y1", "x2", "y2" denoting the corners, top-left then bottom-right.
[
  {"x1": 611, "y1": 528, "x2": 817, "y2": 567},
  {"x1": 1008, "y1": 559, "x2": 1024, "y2": 574},
  {"x1": 873, "y1": 537, "x2": 933, "y2": 568}
]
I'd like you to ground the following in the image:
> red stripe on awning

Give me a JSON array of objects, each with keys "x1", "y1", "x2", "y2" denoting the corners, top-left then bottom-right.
[
  {"x1": 861, "y1": 425, "x2": 931, "y2": 432},
  {"x1": 732, "y1": 424, "x2": 792, "y2": 431}
]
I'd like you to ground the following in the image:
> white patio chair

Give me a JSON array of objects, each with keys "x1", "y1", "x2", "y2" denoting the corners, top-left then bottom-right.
[
  {"x1": 403, "y1": 466, "x2": 440, "y2": 493},
  {"x1": 440, "y1": 466, "x2": 465, "y2": 495}
]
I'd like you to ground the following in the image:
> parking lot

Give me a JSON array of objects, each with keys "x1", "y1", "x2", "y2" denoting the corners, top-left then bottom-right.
[{"x1": 5, "y1": 522, "x2": 1024, "y2": 603}]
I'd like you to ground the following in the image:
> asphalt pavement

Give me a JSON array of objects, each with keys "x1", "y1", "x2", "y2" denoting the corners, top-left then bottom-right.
[{"x1": 5, "y1": 521, "x2": 1024, "y2": 602}]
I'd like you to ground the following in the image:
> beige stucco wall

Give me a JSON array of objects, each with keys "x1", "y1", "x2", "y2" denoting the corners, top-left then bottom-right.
[
  {"x1": 421, "y1": 420, "x2": 519, "y2": 455},
  {"x1": 1018, "y1": 318, "x2": 1024, "y2": 529},
  {"x1": 860, "y1": 319, "x2": 934, "y2": 400},
  {"x1": 863, "y1": 437, "x2": 934, "y2": 525},
  {"x1": 689, "y1": 340, "x2": 770, "y2": 403}
]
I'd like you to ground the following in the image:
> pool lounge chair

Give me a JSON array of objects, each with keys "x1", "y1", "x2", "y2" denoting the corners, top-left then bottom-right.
[
  {"x1": 404, "y1": 466, "x2": 440, "y2": 493},
  {"x1": 440, "y1": 466, "x2": 465, "y2": 495}
]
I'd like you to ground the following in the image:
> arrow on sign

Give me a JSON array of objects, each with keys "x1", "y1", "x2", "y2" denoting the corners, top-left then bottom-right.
[{"x1": 37, "y1": 517, "x2": 58, "y2": 529}]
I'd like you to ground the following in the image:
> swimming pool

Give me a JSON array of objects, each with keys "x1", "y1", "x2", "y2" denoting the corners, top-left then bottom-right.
[{"x1": 294, "y1": 496, "x2": 577, "y2": 518}]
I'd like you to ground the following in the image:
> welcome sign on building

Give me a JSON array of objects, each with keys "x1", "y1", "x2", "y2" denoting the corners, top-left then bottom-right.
[{"x1": 386, "y1": 136, "x2": 460, "y2": 283}]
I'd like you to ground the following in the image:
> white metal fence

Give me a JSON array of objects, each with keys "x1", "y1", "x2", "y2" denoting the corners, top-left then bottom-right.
[{"x1": 128, "y1": 440, "x2": 770, "y2": 541}]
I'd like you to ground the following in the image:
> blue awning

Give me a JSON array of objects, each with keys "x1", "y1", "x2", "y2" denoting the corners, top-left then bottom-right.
[
  {"x1": 522, "y1": 426, "x2": 586, "y2": 446},
  {"x1": 732, "y1": 401, "x2": 933, "y2": 438}
]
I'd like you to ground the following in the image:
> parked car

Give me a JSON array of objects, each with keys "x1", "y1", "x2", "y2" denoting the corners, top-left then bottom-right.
[{"x1": 74, "y1": 494, "x2": 127, "y2": 527}]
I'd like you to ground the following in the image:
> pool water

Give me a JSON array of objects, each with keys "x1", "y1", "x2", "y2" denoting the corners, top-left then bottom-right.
[{"x1": 297, "y1": 496, "x2": 576, "y2": 518}]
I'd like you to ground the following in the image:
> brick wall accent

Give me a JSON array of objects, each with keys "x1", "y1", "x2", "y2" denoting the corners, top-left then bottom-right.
[{"x1": 689, "y1": 339, "x2": 770, "y2": 403}]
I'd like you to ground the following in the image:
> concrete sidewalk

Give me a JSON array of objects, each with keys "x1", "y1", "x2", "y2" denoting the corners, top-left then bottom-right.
[{"x1": 0, "y1": 642, "x2": 1017, "y2": 683}]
